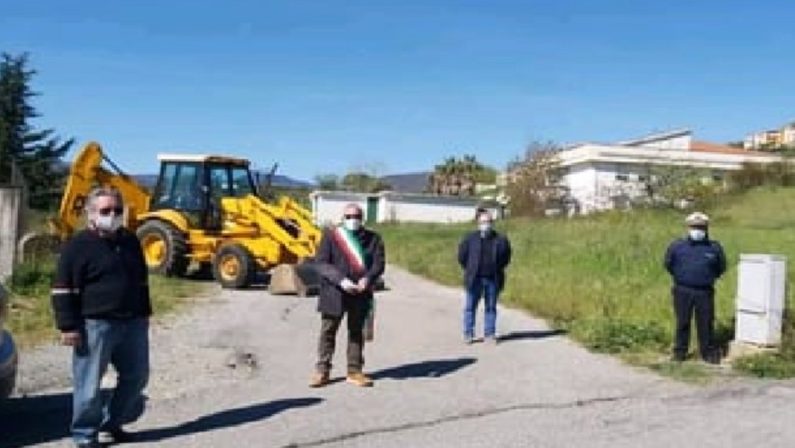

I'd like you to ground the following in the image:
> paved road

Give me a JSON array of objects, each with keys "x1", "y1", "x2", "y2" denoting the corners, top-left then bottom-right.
[{"x1": 3, "y1": 267, "x2": 794, "y2": 447}]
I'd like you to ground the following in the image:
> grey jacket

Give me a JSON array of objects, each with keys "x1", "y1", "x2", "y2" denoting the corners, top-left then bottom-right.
[{"x1": 314, "y1": 227, "x2": 386, "y2": 316}]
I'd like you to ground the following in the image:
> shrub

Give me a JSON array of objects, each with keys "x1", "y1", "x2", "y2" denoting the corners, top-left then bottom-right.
[
  {"x1": 732, "y1": 354, "x2": 795, "y2": 378},
  {"x1": 569, "y1": 318, "x2": 669, "y2": 354}
]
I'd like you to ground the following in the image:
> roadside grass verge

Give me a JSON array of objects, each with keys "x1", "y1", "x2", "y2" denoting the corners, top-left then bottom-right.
[
  {"x1": 5, "y1": 260, "x2": 208, "y2": 348},
  {"x1": 378, "y1": 187, "x2": 795, "y2": 380}
]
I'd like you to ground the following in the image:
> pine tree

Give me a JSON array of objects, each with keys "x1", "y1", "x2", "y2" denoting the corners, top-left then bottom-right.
[{"x1": 0, "y1": 53, "x2": 73, "y2": 209}]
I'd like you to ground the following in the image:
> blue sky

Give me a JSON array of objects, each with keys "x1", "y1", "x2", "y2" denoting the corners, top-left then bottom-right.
[{"x1": 2, "y1": 0, "x2": 794, "y2": 180}]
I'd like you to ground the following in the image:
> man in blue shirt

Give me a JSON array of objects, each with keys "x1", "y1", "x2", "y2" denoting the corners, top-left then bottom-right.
[{"x1": 664, "y1": 212, "x2": 726, "y2": 364}]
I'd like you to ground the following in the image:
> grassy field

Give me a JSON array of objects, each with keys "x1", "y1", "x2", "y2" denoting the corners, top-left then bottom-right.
[
  {"x1": 379, "y1": 187, "x2": 795, "y2": 379},
  {"x1": 5, "y1": 261, "x2": 207, "y2": 348}
]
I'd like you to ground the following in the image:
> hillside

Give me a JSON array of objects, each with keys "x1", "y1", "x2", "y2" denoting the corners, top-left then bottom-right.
[{"x1": 378, "y1": 187, "x2": 795, "y2": 378}]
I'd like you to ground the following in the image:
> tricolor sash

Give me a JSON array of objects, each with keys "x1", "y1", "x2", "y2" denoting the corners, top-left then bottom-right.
[{"x1": 331, "y1": 226, "x2": 367, "y2": 275}]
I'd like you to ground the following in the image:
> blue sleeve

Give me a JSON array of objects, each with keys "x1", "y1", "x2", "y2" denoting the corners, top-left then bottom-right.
[
  {"x1": 664, "y1": 241, "x2": 677, "y2": 275},
  {"x1": 713, "y1": 242, "x2": 727, "y2": 277}
]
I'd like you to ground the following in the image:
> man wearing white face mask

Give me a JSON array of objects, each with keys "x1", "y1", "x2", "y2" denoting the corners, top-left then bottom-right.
[
  {"x1": 310, "y1": 203, "x2": 385, "y2": 388},
  {"x1": 51, "y1": 186, "x2": 151, "y2": 447},
  {"x1": 664, "y1": 212, "x2": 726, "y2": 364},
  {"x1": 457, "y1": 208, "x2": 512, "y2": 345}
]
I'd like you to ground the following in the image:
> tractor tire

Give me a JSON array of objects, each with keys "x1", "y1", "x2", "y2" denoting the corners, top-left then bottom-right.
[
  {"x1": 213, "y1": 244, "x2": 256, "y2": 289},
  {"x1": 136, "y1": 220, "x2": 190, "y2": 277}
]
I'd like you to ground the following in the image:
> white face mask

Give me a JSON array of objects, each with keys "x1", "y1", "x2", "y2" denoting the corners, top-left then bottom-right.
[
  {"x1": 688, "y1": 229, "x2": 706, "y2": 241},
  {"x1": 94, "y1": 214, "x2": 123, "y2": 233},
  {"x1": 344, "y1": 218, "x2": 362, "y2": 232},
  {"x1": 478, "y1": 222, "x2": 492, "y2": 234}
]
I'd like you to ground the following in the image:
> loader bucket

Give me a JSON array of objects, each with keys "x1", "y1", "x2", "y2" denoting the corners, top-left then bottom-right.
[{"x1": 268, "y1": 260, "x2": 320, "y2": 297}]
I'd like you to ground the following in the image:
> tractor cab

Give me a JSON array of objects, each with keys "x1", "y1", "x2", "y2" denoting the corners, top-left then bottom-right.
[{"x1": 150, "y1": 154, "x2": 257, "y2": 229}]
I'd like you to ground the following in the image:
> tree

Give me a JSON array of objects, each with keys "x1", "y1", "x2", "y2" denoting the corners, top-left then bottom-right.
[
  {"x1": 314, "y1": 173, "x2": 340, "y2": 190},
  {"x1": 340, "y1": 171, "x2": 389, "y2": 193},
  {"x1": 426, "y1": 154, "x2": 495, "y2": 196},
  {"x1": 638, "y1": 165, "x2": 723, "y2": 209},
  {"x1": 504, "y1": 141, "x2": 569, "y2": 217},
  {"x1": 0, "y1": 53, "x2": 73, "y2": 209}
]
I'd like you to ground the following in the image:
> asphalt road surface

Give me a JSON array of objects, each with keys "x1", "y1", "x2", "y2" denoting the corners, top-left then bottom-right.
[{"x1": 2, "y1": 267, "x2": 794, "y2": 447}]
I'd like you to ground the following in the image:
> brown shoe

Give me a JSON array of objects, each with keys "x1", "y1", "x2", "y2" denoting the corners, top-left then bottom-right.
[
  {"x1": 309, "y1": 372, "x2": 330, "y2": 388},
  {"x1": 346, "y1": 372, "x2": 374, "y2": 387}
]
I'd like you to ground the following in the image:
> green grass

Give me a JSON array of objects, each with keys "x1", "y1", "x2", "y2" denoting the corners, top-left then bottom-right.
[
  {"x1": 5, "y1": 261, "x2": 208, "y2": 347},
  {"x1": 378, "y1": 186, "x2": 795, "y2": 379}
]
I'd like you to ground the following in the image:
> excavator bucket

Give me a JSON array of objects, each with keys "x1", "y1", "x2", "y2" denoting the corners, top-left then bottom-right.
[{"x1": 268, "y1": 259, "x2": 320, "y2": 297}]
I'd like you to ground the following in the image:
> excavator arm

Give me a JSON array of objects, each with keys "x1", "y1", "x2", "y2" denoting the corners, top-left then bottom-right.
[{"x1": 50, "y1": 141, "x2": 151, "y2": 240}]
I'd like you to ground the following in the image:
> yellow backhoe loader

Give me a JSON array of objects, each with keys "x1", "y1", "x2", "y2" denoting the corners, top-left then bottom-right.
[{"x1": 50, "y1": 141, "x2": 321, "y2": 294}]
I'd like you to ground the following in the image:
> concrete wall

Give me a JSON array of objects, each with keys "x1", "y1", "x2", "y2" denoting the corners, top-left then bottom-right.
[
  {"x1": 562, "y1": 163, "x2": 597, "y2": 214},
  {"x1": 310, "y1": 191, "x2": 500, "y2": 225},
  {"x1": 0, "y1": 188, "x2": 22, "y2": 281},
  {"x1": 563, "y1": 162, "x2": 659, "y2": 214},
  {"x1": 311, "y1": 192, "x2": 374, "y2": 226},
  {"x1": 379, "y1": 193, "x2": 498, "y2": 223}
]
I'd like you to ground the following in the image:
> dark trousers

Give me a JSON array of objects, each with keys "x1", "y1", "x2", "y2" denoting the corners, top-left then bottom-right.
[
  {"x1": 672, "y1": 285, "x2": 715, "y2": 359},
  {"x1": 316, "y1": 296, "x2": 370, "y2": 374}
]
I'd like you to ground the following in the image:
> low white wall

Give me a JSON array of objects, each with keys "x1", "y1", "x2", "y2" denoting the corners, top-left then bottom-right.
[
  {"x1": 311, "y1": 191, "x2": 372, "y2": 226},
  {"x1": 310, "y1": 190, "x2": 500, "y2": 225},
  {"x1": 379, "y1": 193, "x2": 498, "y2": 223}
]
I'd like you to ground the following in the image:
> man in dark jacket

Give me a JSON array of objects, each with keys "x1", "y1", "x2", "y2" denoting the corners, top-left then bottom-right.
[
  {"x1": 458, "y1": 208, "x2": 512, "y2": 344},
  {"x1": 310, "y1": 203, "x2": 385, "y2": 388},
  {"x1": 664, "y1": 211, "x2": 726, "y2": 364},
  {"x1": 51, "y1": 187, "x2": 151, "y2": 448}
]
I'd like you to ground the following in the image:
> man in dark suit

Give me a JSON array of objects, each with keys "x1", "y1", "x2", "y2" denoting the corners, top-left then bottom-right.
[
  {"x1": 458, "y1": 208, "x2": 512, "y2": 345},
  {"x1": 310, "y1": 203, "x2": 385, "y2": 388}
]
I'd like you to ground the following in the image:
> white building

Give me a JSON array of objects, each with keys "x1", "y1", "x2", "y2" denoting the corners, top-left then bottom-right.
[
  {"x1": 309, "y1": 191, "x2": 502, "y2": 226},
  {"x1": 557, "y1": 130, "x2": 781, "y2": 214},
  {"x1": 743, "y1": 121, "x2": 795, "y2": 150}
]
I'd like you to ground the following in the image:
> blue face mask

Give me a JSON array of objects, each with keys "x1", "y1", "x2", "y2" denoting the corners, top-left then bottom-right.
[{"x1": 688, "y1": 229, "x2": 706, "y2": 241}]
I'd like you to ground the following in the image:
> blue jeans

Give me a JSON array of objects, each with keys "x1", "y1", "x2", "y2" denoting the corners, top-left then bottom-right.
[
  {"x1": 463, "y1": 277, "x2": 499, "y2": 339},
  {"x1": 72, "y1": 318, "x2": 149, "y2": 443}
]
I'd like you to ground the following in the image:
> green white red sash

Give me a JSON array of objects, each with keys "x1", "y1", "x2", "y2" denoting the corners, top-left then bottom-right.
[{"x1": 332, "y1": 226, "x2": 367, "y2": 274}]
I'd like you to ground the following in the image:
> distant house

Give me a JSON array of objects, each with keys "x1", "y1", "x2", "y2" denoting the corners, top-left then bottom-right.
[
  {"x1": 309, "y1": 190, "x2": 501, "y2": 225},
  {"x1": 744, "y1": 122, "x2": 795, "y2": 149},
  {"x1": 556, "y1": 129, "x2": 781, "y2": 214}
]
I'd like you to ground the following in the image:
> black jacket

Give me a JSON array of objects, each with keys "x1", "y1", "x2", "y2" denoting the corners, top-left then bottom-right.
[
  {"x1": 51, "y1": 228, "x2": 151, "y2": 331},
  {"x1": 664, "y1": 237, "x2": 726, "y2": 290},
  {"x1": 314, "y1": 226, "x2": 385, "y2": 317},
  {"x1": 458, "y1": 230, "x2": 512, "y2": 291}
]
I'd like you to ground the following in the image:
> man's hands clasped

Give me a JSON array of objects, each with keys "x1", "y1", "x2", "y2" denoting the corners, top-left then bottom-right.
[{"x1": 340, "y1": 277, "x2": 370, "y2": 294}]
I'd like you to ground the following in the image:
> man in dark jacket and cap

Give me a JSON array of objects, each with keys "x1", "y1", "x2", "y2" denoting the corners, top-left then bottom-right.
[
  {"x1": 310, "y1": 203, "x2": 385, "y2": 388},
  {"x1": 664, "y1": 211, "x2": 727, "y2": 364}
]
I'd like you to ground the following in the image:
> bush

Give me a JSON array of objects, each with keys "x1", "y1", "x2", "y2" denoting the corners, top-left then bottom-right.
[
  {"x1": 8, "y1": 261, "x2": 54, "y2": 298},
  {"x1": 732, "y1": 354, "x2": 795, "y2": 378},
  {"x1": 569, "y1": 318, "x2": 669, "y2": 354},
  {"x1": 728, "y1": 162, "x2": 795, "y2": 192}
]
